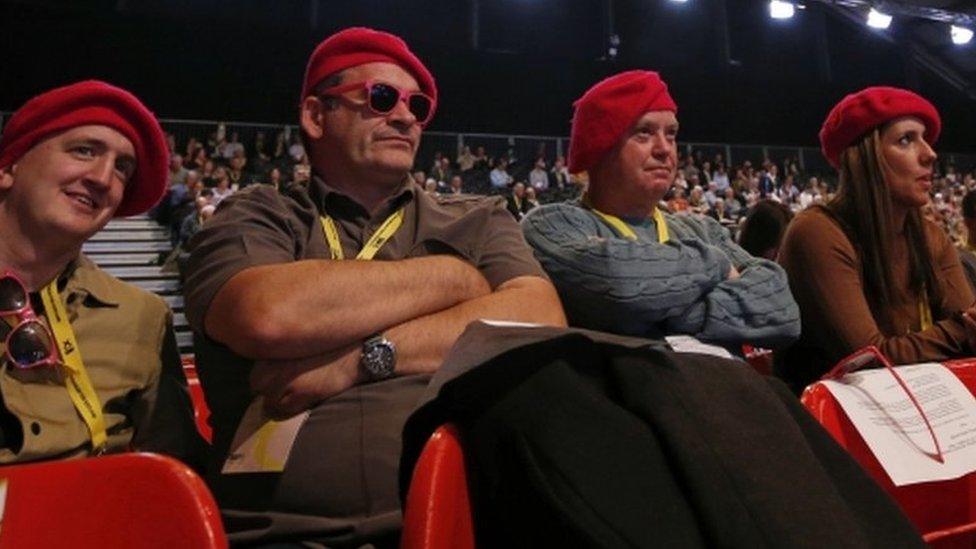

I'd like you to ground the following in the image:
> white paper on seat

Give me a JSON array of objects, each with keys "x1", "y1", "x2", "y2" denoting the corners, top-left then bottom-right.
[
  {"x1": 222, "y1": 397, "x2": 310, "y2": 474},
  {"x1": 823, "y1": 363, "x2": 976, "y2": 486},
  {"x1": 665, "y1": 335, "x2": 733, "y2": 359}
]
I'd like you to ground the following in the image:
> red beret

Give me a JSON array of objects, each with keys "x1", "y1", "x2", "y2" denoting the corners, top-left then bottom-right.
[
  {"x1": 568, "y1": 70, "x2": 677, "y2": 174},
  {"x1": 819, "y1": 86, "x2": 941, "y2": 169},
  {"x1": 301, "y1": 27, "x2": 437, "y2": 108},
  {"x1": 0, "y1": 80, "x2": 168, "y2": 218}
]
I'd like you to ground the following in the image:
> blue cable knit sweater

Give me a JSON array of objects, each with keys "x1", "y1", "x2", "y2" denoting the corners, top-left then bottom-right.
[{"x1": 521, "y1": 202, "x2": 801, "y2": 348}]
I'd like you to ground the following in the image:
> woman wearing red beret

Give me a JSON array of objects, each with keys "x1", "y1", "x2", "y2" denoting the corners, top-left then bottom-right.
[{"x1": 776, "y1": 86, "x2": 976, "y2": 393}]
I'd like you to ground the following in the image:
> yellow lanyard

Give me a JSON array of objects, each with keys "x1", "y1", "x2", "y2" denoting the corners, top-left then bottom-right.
[
  {"x1": 39, "y1": 280, "x2": 107, "y2": 451},
  {"x1": 320, "y1": 208, "x2": 405, "y2": 260},
  {"x1": 581, "y1": 195, "x2": 669, "y2": 243},
  {"x1": 919, "y1": 293, "x2": 933, "y2": 332}
]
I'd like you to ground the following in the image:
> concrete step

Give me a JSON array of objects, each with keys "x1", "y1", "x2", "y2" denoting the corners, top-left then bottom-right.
[
  {"x1": 129, "y1": 278, "x2": 181, "y2": 294},
  {"x1": 82, "y1": 241, "x2": 172, "y2": 253},
  {"x1": 176, "y1": 331, "x2": 194, "y2": 352},
  {"x1": 162, "y1": 294, "x2": 184, "y2": 311},
  {"x1": 103, "y1": 220, "x2": 162, "y2": 231},
  {"x1": 102, "y1": 266, "x2": 179, "y2": 280},
  {"x1": 173, "y1": 312, "x2": 188, "y2": 329},
  {"x1": 87, "y1": 253, "x2": 161, "y2": 267},
  {"x1": 105, "y1": 215, "x2": 162, "y2": 230},
  {"x1": 89, "y1": 230, "x2": 169, "y2": 242}
]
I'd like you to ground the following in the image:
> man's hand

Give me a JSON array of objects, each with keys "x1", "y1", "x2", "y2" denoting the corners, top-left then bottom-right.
[
  {"x1": 249, "y1": 345, "x2": 363, "y2": 419},
  {"x1": 728, "y1": 264, "x2": 741, "y2": 280}
]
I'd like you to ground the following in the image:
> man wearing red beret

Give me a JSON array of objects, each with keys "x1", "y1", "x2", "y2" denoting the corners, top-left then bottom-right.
[
  {"x1": 0, "y1": 80, "x2": 204, "y2": 466},
  {"x1": 183, "y1": 27, "x2": 565, "y2": 545},
  {"x1": 522, "y1": 70, "x2": 800, "y2": 351}
]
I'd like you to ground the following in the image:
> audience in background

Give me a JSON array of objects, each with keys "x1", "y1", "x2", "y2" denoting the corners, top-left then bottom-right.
[{"x1": 150, "y1": 93, "x2": 976, "y2": 287}]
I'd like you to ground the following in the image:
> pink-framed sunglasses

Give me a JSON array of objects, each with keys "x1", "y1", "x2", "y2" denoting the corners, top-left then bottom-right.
[
  {"x1": 0, "y1": 271, "x2": 59, "y2": 369},
  {"x1": 319, "y1": 79, "x2": 436, "y2": 126}
]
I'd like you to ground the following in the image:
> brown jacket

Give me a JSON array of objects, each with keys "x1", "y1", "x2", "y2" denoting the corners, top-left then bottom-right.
[
  {"x1": 776, "y1": 207, "x2": 973, "y2": 392},
  {"x1": 0, "y1": 256, "x2": 203, "y2": 466}
]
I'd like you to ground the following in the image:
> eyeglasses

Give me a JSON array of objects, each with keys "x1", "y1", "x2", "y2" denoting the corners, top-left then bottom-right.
[
  {"x1": 319, "y1": 80, "x2": 436, "y2": 127},
  {"x1": 0, "y1": 271, "x2": 58, "y2": 369}
]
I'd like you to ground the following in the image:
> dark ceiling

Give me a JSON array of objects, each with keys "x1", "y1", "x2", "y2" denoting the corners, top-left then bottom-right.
[{"x1": 1, "y1": 0, "x2": 974, "y2": 151}]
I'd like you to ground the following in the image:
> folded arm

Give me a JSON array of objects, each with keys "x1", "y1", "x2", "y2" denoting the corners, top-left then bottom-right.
[
  {"x1": 521, "y1": 204, "x2": 732, "y2": 334},
  {"x1": 251, "y1": 275, "x2": 565, "y2": 417},
  {"x1": 664, "y1": 257, "x2": 800, "y2": 348},
  {"x1": 206, "y1": 254, "x2": 491, "y2": 360}
]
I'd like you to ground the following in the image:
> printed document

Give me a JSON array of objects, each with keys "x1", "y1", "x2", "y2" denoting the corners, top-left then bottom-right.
[{"x1": 823, "y1": 363, "x2": 976, "y2": 486}]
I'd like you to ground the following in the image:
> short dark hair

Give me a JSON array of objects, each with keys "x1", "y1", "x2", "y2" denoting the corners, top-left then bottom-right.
[
  {"x1": 963, "y1": 190, "x2": 976, "y2": 220},
  {"x1": 738, "y1": 200, "x2": 793, "y2": 259}
]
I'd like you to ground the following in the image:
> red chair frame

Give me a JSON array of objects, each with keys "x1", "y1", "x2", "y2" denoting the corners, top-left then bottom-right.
[
  {"x1": 401, "y1": 424, "x2": 475, "y2": 549},
  {"x1": 802, "y1": 357, "x2": 976, "y2": 547}
]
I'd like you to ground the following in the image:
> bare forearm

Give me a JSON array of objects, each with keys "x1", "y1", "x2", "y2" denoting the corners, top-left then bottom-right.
[
  {"x1": 387, "y1": 276, "x2": 567, "y2": 374},
  {"x1": 206, "y1": 255, "x2": 490, "y2": 359}
]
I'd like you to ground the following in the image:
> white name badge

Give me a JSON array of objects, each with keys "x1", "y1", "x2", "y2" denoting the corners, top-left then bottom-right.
[{"x1": 222, "y1": 397, "x2": 310, "y2": 474}]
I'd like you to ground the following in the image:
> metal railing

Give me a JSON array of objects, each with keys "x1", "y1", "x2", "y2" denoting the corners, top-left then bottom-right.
[{"x1": 3, "y1": 111, "x2": 975, "y2": 177}]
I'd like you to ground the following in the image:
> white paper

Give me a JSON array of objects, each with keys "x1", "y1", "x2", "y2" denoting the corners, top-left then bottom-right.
[
  {"x1": 478, "y1": 319, "x2": 546, "y2": 329},
  {"x1": 222, "y1": 397, "x2": 309, "y2": 474},
  {"x1": 823, "y1": 362, "x2": 976, "y2": 486},
  {"x1": 665, "y1": 335, "x2": 734, "y2": 359}
]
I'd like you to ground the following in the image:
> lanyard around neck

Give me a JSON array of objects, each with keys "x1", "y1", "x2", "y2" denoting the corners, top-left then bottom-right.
[
  {"x1": 320, "y1": 208, "x2": 405, "y2": 260},
  {"x1": 581, "y1": 195, "x2": 669, "y2": 244},
  {"x1": 40, "y1": 279, "x2": 107, "y2": 451},
  {"x1": 919, "y1": 292, "x2": 933, "y2": 332}
]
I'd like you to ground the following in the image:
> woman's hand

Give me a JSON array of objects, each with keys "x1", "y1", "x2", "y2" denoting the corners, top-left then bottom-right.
[{"x1": 962, "y1": 307, "x2": 976, "y2": 354}]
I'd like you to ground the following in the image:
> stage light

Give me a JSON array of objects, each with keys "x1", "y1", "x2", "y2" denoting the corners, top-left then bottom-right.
[
  {"x1": 866, "y1": 8, "x2": 892, "y2": 30},
  {"x1": 769, "y1": 1, "x2": 795, "y2": 20},
  {"x1": 668, "y1": 0, "x2": 688, "y2": 3},
  {"x1": 951, "y1": 25, "x2": 973, "y2": 45}
]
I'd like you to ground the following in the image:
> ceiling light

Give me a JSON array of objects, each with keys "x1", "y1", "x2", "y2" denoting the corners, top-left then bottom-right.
[
  {"x1": 769, "y1": 1, "x2": 795, "y2": 20},
  {"x1": 951, "y1": 25, "x2": 973, "y2": 45},
  {"x1": 866, "y1": 8, "x2": 892, "y2": 30}
]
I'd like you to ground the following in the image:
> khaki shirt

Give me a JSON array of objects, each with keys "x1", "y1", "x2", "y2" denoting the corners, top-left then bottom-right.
[
  {"x1": 183, "y1": 176, "x2": 548, "y2": 466},
  {"x1": 0, "y1": 256, "x2": 203, "y2": 465}
]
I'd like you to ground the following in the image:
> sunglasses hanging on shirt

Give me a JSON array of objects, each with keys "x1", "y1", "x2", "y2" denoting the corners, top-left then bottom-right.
[{"x1": 0, "y1": 271, "x2": 59, "y2": 369}]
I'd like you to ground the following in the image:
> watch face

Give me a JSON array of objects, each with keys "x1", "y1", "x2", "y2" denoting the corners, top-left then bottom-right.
[{"x1": 363, "y1": 339, "x2": 396, "y2": 379}]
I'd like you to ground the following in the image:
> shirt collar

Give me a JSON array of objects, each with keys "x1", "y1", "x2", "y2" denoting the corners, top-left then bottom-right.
[
  {"x1": 310, "y1": 173, "x2": 416, "y2": 223},
  {"x1": 60, "y1": 256, "x2": 121, "y2": 307}
]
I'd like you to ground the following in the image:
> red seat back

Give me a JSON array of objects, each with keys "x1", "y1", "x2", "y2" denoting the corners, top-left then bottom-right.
[
  {"x1": 401, "y1": 424, "x2": 475, "y2": 549},
  {"x1": 0, "y1": 452, "x2": 227, "y2": 549},
  {"x1": 802, "y1": 358, "x2": 976, "y2": 548},
  {"x1": 183, "y1": 355, "x2": 212, "y2": 443}
]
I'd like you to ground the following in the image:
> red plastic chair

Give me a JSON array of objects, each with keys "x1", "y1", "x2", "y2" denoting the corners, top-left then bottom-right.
[
  {"x1": 401, "y1": 424, "x2": 475, "y2": 549},
  {"x1": 0, "y1": 452, "x2": 227, "y2": 549},
  {"x1": 802, "y1": 357, "x2": 976, "y2": 547},
  {"x1": 183, "y1": 355, "x2": 212, "y2": 443}
]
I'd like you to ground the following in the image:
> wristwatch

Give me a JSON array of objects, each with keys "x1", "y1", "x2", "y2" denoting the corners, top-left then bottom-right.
[{"x1": 360, "y1": 334, "x2": 397, "y2": 380}]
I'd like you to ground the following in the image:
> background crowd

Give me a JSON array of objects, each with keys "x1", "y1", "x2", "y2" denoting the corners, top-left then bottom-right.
[{"x1": 154, "y1": 123, "x2": 976, "y2": 267}]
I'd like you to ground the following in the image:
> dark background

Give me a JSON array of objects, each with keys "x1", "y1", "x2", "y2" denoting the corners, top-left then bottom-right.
[{"x1": 1, "y1": 0, "x2": 974, "y2": 150}]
